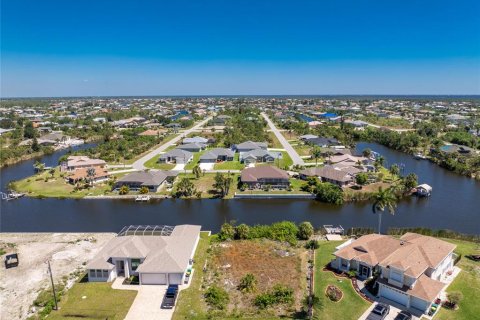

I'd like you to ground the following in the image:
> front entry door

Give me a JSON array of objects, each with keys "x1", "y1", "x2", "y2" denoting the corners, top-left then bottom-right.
[
  {"x1": 360, "y1": 265, "x2": 369, "y2": 277},
  {"x1": 117, "y1": 260, "x2": 125, "y2": 276}
]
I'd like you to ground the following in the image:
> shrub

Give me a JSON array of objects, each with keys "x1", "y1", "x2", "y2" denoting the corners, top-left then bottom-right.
[
  {"x1": 238, "y1": 273, "x2": 257, "y2": 293},
  {"x1": 305, "y1": 239, "x2": 320, "y2": 250},
  {"x1": 254, "y1": 293, "x2": 277, "y2": 309},
  {"x1": 218, "y1": 222, "x2": 235, "y2": 241},
  {"x1": 235, "y1": 223, "x2": 250, "y2": 240},
  {"x1": 447, "y1": 291, "x2": 463, "y2": 306},
  {"x1": 316, "y1": 182, "x2": 344, "y2": 205},
  {"x1": 298, "y1": 221, "x2": 314, "y2": 240},
  {"x1": 205, "y1": 285, "x2": 229, "y2": 310},
  {"x1": 347, "y1": 270, "x2": 358, "y2": 278},
  {"x1": 326, "y1": 285, "x2": 342, "y2": 302},
  {"x1": 139, "y1": 186, "x2": 149, "y2": 194},
  {"x1": 119, "y1": 185, "x2": 129, "y2": 195},
  {"x1": 254, "y1": 284, "x2": 294, "y2": 309}
]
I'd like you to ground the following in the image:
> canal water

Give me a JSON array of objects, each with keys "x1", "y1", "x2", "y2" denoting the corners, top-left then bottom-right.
[{"x1": 1, "y1": 143, "x2": 479, "y2": 234}]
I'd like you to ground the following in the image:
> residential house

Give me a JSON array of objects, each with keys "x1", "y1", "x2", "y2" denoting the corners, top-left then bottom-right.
[
  {"x1": 183, "y1": 136, "x2": 209, "y2": 144},
  {"x1": 87, "y1": 224, "x2": 201, "y2": 285},
  {"x1": 199, "y1": 148, "x2": 234, "y2": 163},
  {"x1": 177, "y1": 142, "x2": 207, "y2": 153},
  {"x1": 212, "y1": 115, "x2": 231, "y2": 125},
  {"x1": 114, "y1": 170, "x2": 178, "y2": 192},
  {"x1": 234, "y1": 141, "x2": 268, "y2": 157},
  {"x1": 63, "y1": 156, "x2": 106, "y2": 172},
  {"x1": 240, "y1": 149, "x2": 281, "y2": 165},
  {"x1": 300, "y1": 166, "x2": 355, "y2": 187},
  {"x1": 331, "y1": 233, "x2": 456, "y2": 314},
  {"x1": 68, "y1": 167, "x2": 110, "y2": 185},
  {"x1": 305, "y1": 137, "x2": 340, "y2": 148},
  {"x1": 240, "y1": 166, "x2": 290, "y2": 189},
  {"x1": 158, "y1": 149, "x2": 193, "y2": 164}
]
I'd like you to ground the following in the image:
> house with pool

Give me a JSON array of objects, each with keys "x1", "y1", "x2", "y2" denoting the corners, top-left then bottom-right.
[
  {"x1": 331, "y1": 233, "x2": 457, "y2": 314},
  {"x1": 86, "y1": 224, "x2": 201, "y2": 285}
]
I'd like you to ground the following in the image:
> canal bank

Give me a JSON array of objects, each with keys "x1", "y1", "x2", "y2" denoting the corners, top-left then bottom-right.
[{"x1": 1, "y1": 142, "x2": 479, "y2": 235}]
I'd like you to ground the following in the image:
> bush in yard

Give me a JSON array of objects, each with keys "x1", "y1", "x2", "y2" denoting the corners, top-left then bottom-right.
[
  {"x1": 355, "y1": 172, "x2": 369, "y2": 186},
  {"x1": 218, "y1": 222, "x2": 235, "y2": 241},
  {"x1": 238, "y1": 273, "x2": 257, "y2": 293},
  {"x1": 254, "y1": 293, "x2": 277, "y2": 309},
  {"x1": 269, "y1": 221, "x2": 299, "y2": 245},
  {"x1": 316, "y1": 182, "x2": 344, "y2": 205},
  {"x1": 119, "y1": 185, "x2": 129, "y2": 195},
  {"x1": 297, "y1": 221, "x2": 314, "y2": 240},
  {"x1": 305, "y1": 239, "x2": 320, "y2": 250},
  {"x1": 347, "y1": 270, "x2": 358, "y2": 278},
  {"x1": 271, "y1": 284, "x2": 294, "y2": 304},
  {"x1": 205, "y1": 285, "x2": 229, "y2": 310},
  {"x1": 139, "y1": 186, "x2": 149, "y2": 194},
  {"x1": 235, "y1": 223, "x2": 250, "y2": 240},
  {"x1": 447, "y1": 291, "x2": 463, "y2": 306}
]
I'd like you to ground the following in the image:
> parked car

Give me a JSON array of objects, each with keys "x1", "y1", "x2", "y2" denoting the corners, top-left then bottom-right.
[
  {"x1": 395, "y1": 311, "x2": 413, "y2": 320},
  {"x1": 366, "y1": 303, "x2": 390, "y2": 320},
  {"x1": 161, "y1": 285, "x2": 179, "y2": 309}
]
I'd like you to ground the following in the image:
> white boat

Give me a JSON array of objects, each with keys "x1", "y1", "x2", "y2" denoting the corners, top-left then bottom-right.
[
  {"x1": 413, "y1": 153, "x2": 427, "y2": 160},
  {"x1": 1, "y1": 191, "x2": 25, "y2": 201},
  {"x1": 415, "y1": 184, "x2": 432, "y2": 197},
  {"x1": 135, "y1": 195, "x2": 151, "y2": 202}
]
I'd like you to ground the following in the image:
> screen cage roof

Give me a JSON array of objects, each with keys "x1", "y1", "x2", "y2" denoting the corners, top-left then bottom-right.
[{"x1": 117, "y1": 225, "x2": 175, "y2": 237}]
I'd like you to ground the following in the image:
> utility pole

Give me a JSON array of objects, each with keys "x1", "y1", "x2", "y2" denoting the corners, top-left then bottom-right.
[{"x1": 47, "y1": 260, "x2": 58, "y2": 310}]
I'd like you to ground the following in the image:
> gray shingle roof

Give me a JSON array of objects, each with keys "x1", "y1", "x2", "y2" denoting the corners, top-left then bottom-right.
[{"x1": 116, "y1": 170, "x2": 178, "y2": 187}]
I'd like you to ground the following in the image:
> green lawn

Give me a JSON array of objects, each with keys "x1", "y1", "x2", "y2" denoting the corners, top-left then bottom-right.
[
  {"x1": 11, "y1": 168, "x2": 123, "y2": 198},
  {"x1": 214, "y1": 153, "x2": 245, "y2": 170},
  {"x1": 185, "y1": 150, "x2": 206, "y2": 170},
  {"x1": 268, "y1": 131, "x2": 283, "y2": 149},
  {"x1": 144, "y1": 154, "x2": 175, "y2": 170},
  {"x1": 172, "y1": 232, "x2": 211, "y2": 320},
  {"x1": 314, "y1": 241, "x2": 371, "y2": 320},
  {"x1": 435, "y1": 239, "x2": 480, "y2": 320},
  {"x1": 48, "y1": 282, "x2": 137, "y2": 320}
]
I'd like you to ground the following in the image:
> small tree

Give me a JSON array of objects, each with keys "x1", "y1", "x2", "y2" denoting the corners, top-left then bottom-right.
[
  {"x1": 403, "y1": 173, "x2": 418, "y2": 190},
  {"x1": 219, "y1": 222, "x2": 235, "y2": 240},
  {"x1": 86, "y1": 167, "x2": 96, "y2": 186},
  {"x1": 192, "y1": 164, "x2": 202, "y2": 179},
  {"x1": 389, "y1": 164, "x2": 400, "y2": 177},
  {"x1": 356, "y1": 172, "x2": 368, "y2": 186},
  {"x1": 139, "y1": 186, "x2": 149, "y2": 194},
  {"x1": 49, "y1": 168, "x2": 56, "y2": 178},
  {"x1": 205, "y1": 285, "x2": 229, "y2": 310},
  {"x1": 238, "y1": 273, "x2": 257, "y2": 293},
  {"x1": 362, "y1": 148, "x2": 372, "y2": 158},
  {"x1": 311, "y1": 147, "x2": 322, "y2": 166},
  {"x1": 305, "y1": 239, "x2": 320, "y2": 250},
  {"x1": 119, "y1": 185, "x2": 129, "y2": 195},
  {"x1": 298, "y1": 221, "x2": 314, "y2": 240},
  {"x1": 447, "y1": 291, "x2": 463, "y2": 306}
]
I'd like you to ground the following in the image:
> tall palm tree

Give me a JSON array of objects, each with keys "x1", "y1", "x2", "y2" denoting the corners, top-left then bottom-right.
[
  {"x1": 312, "y1": 147, "x2": 322, "y2": 166},
  {"x1": 372, "y1": 187, "x2": 397, "y2": 234}
]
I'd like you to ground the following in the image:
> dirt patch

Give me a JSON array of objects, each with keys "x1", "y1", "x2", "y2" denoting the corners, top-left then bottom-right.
[
  {"x1": 206, "y1": 239, "x2": 307, "y2": 317},
  {"x1": 0, "y1": 233, "x2": 115, "y2": 320}
]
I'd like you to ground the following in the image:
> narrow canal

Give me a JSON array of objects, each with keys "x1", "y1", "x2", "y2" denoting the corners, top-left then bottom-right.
[{"x1": 1, "y1": 143, "x2": 479, "y2": 234}]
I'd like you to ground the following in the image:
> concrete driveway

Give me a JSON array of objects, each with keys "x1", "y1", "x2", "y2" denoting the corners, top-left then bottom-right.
[
  {"x1": 124, "y1": 285, "x2": 175, "y2": 320},
  {"x1": 199, "y1": 162, "x2": 214, "y2": 170},
  {"x1": 173, "y1": 163, "x2": 185, "y2": 171},
  {"x1": 359, "y1": 301, "x2": 420, "y2": 320}
]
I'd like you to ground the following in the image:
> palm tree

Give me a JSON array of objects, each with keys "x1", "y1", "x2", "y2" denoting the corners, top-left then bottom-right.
[
  {"x1": 192, "y1": 164, "x2": 202, "y2": 179},
  {"x1": 372, "y1": 187, "x2": 397, "y2": 234},
  {"x1": 374, "y1": 156, "x2": 385, "y2": 171},
  {"x1": 86, "y1": 167, "x2": 96, "y2": 186},
  {"x1": 312, "y1": 147, "x2": 322, "y2": 166}
]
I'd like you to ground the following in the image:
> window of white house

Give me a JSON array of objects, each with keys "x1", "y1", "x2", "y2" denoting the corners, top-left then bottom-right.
[
  {"x1": 102, "y1": 270, "x2": 109, "y2": 278},
  {"x1": 131, "y1": 259, "x2": 141, "y2": 271}
]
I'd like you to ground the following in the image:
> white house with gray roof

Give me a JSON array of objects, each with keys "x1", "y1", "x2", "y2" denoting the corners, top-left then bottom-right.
[
  {"x1": 114, "y1": 170, "x2": 178, "y2": 192},
  {"x1": 199, "y1": 148, "x2": 234, "y2": 163},
  {"x1": 87, "y1": 225, "x2": 201, "y2": 285},
  {"x1": 158, "y1": 149, "x2": 193, "y2": 164}
]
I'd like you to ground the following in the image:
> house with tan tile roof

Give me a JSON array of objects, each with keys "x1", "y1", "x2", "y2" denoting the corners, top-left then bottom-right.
[{"x1": 331, "y1": 233, "x2": 456, "y2": 314}]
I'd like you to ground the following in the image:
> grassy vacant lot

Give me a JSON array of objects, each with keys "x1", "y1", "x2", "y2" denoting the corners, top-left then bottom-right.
[
  {"x1": 48, "y1": 282, "x2": 137, "y2": 320},
  {"x1": 144, "y1": 154, "x2": 176, "y2": 170},
  {"x1": 214, "y1": 153, "x2": 245, "y2": 170},
  {"x1": 11, "y1": 168, "x2": 122, "y2": 198},
  {"x1": 174, "y1": 236, "x2": 307, "y2": 320},
  {"x1": 268, "y1": 131, "x2": 284, "y2": 149},
  {"x1": 174, "y1": 173, "x2": 238, "y2": 198},
  {"x1": 314, "y1": 241, "x2": 371, "y2": 320},
  {"x1": 435, "y1": 239, "x2": 480, "y2": 320}
]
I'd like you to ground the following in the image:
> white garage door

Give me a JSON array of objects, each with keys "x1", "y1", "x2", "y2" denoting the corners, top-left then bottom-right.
[
  {"x1": 168, "y1": 273, "x2": 183, "y2": 285},
  {"x1": 141, "y1": 273, "x2": 167, "y2": 285},
  {"x1": 380, "y1": 285, "x2": 409, "y2": 306},
  {"x1": 411, "y1": 296, "x2": 429, "y2": 312}
]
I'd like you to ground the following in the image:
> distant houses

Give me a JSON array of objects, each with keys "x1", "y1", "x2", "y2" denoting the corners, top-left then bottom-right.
[
  {"x1": 158, "y1": 149, "x2": 193, "y2": 164},
  {"x1": 62, "y1": 156, "x2": 106, "y2": 172}
]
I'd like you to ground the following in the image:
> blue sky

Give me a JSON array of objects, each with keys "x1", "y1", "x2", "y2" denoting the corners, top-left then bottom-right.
[{"x1": 1, "y1": 0, "x2": 479, "y2": 97}]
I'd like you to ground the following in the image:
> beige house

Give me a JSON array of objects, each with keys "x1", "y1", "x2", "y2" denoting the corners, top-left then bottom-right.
[
  {"x1": 63, "y1": 155, "x2": 106, "y2": 171},
  {"x1": 331, "y1": 233, "x2": 456, "y2": 314}
]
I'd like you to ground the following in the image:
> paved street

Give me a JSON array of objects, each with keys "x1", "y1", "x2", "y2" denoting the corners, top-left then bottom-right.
[
  {"x1": 132, "y1": 117, "x2": 211, "y2": 170},
  {"x1": 261, "y1": 112, "x2": 305, "y2": 166}
]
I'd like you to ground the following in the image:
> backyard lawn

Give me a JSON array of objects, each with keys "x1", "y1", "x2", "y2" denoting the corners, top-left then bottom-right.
[
  {"x1": 314, "y1": 241, "x2": 371, "y2": 320},
  {"x1": 144, "y1": 154, "x2": 175, "y2": 170},
  {"x1": 11, "y1": 168, "x2": 124, "y2": 198},
  {"x1": 435, "y1": 239, "x2": 480, "y2": 320},
  {"x1": 48, "y1": 282, "x2": 137, "y2": 320}
]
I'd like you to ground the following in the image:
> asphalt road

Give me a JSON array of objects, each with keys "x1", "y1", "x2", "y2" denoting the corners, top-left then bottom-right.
[
  {"x1": 261, "y1": 112, "x2": 305, "y2": 166},
  {"x1": 132, "y1": 117, "x2": 211, "y2": 170}
]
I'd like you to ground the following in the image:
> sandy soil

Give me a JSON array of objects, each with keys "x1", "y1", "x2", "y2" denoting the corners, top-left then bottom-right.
[{"x1": 0, "y1": 233, "x2": 115, "y2": 320}]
